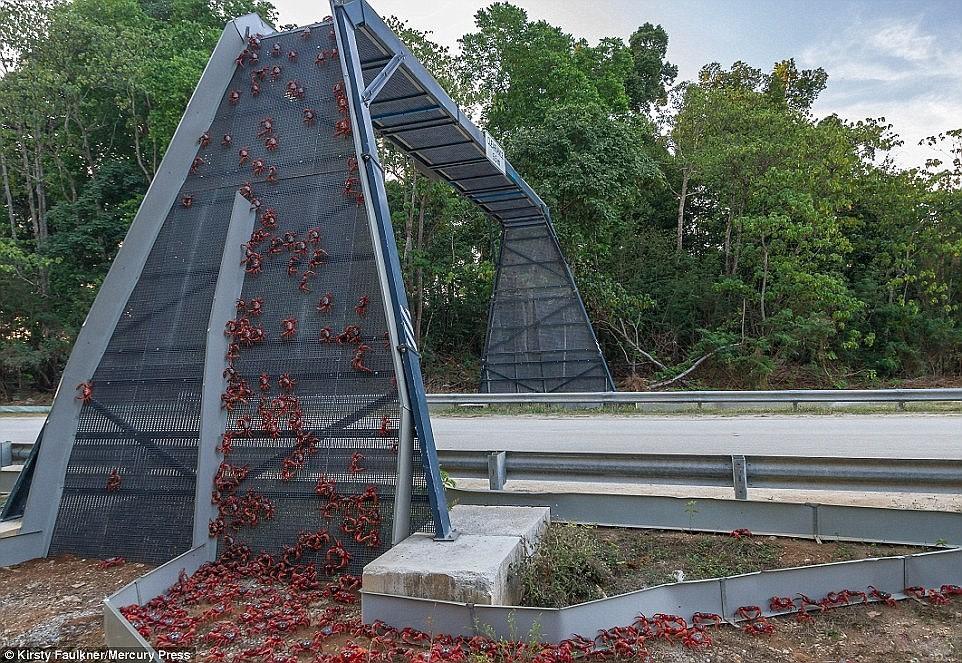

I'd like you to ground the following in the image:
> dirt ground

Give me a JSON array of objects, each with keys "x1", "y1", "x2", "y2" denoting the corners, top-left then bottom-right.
[
  {"x1": 0, "y1": 555, "x2": 152, "y2": 647},
  {"x1": 650, "y1": 601, "x2": 962, "y2": 662},
  {"x1": 1, "y1": 554, "x2": 961, "y2": 661}
]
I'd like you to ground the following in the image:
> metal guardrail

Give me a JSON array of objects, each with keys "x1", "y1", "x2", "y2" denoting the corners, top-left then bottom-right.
[
  {"x1": 437, "y1": 450, "x2": 962, "y2": 499},
  {"x1": 3, "y1": 388, "x2": 962, "y2": 417},
  {"x1": 427, "y1": 388, "x2": 962, "y2": 406}
]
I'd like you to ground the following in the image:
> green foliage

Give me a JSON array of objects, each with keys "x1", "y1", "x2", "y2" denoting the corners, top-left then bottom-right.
[
  {"x1": 513, "y1": 524, "x2": 618, "y2": 608},
  {"x1": 0, "y1": 1, "x2": 959, "y2": 399},
  {"x1": 0, "y1": 0, "x2": 276, "y2": 398}
]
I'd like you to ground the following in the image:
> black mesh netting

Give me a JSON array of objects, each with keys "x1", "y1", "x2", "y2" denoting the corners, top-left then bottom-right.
[
  {"x1": 482, "y1": 223, "x2": 612, "y2": 393},
  {"x1": 49, "y1": 22, "x2": 432, "y2": 568}
]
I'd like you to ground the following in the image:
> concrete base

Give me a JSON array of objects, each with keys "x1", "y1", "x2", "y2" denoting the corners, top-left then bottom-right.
[{"x1": 362, "y1": 505, "x2": 549, "y2": 605}]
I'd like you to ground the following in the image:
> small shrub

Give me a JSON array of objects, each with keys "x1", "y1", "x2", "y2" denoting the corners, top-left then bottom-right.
[{"x1": 513, "y1": 524, "x2": 620, "y2": 608}]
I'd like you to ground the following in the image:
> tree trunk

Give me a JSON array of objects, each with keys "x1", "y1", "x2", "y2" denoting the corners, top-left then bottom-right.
[
  {"x1": 129, "y1": 88, "x2": 151, "y2": 183},
  {"x1": 403, "y1": 173, "x2": 416, "y2": 270},
  {"x1": 0, "y1": 151, "x2": 16, "y2": 239},
  {"x1": 33, "y1": 142, "x2": 48, "y2": 244},
  {"x1": 723, "y1": 209, "x2": 733, "y2": 273},
  {"x1": 18, "y1": 141, "x2": 39, "y2": 245},
  {"x1": 414, "y1": 193, "x2": 426, "y2": 343},
  {"x1": 676, "y1": 168, "x2": 689, "y2": 254},
  {"x1": 760, "y1": 235, "x2": 769, "y2": 322},
  {"x1": 33, "y1": 140, "x2": 49, "y2": 297}
]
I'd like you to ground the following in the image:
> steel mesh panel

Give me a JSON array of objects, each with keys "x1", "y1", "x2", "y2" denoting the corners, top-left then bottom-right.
[
  {"x1": 204, "y1": 26, "x2": 432, "y2": 573},
  {"x1": 482, "y1": 224, "x2": 611, "y2": 393},
  {"x1": 49, "y1": 188, "x2": 234, "y2": 562}
]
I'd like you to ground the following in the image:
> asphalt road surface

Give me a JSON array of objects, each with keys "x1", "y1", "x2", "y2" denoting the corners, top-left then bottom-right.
[{"x1": 2, "y1": 413, "x2": 960, "y2": 458}]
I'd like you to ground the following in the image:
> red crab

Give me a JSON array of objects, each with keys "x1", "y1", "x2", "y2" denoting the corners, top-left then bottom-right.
[
  {"x1": 259, "y1": 207, "x2": 277, "y2": 229},
  {"x1": 334, "y1": 119, "x2": 351, "y2": 137},
  {"x1": 298, "y1": 270, "x2": 315, "y2": 293},
  {"x1": 317, "y1": 292, "x2": 334, "y2": 313},
  {"x1": 303, "y1": 108, "x2": 317, "y2": 126},
  {"x1": 76, "y1": 381, "x2": 94, "y2": 404},
  {"x1": 309, "y1": 248, "x2": 329, "y2": 268},
  {"x1": 257, "y1": 117, "x2": 275, "y2": 138},
  {"x1": 287, "y1": 256, "x2": 301, "y2": 277},
  {"x1": 98, "y1": 556, "x2": 125, "y2": 569},
  {"x1": 198, "y1": 131, "x2": 211, "y2": 148},
  {"x1": 267, "y1": 165, "x2": 278, "y2": 183},
  {"x1": 319, "y1": 326, "x2": 334, "y2": 343},
  {"x1": 264, "y1": 136, "x2": 279, "y2": 151},
  {"x1": 251, "y1": 159, "x2": 265, "y2": 176},
  {"x1": 106, "y1": 468, "x2": 122, "y2": 492},
  {"x1": 280, "y1": 317, "x2": 297, "y2": 340},
  {"x1": 352, "y1": 348, "x2": 373, "y2": 374},
  {"x1": 354, "y1": 295, "x2": 369, "y2": 317},
  {"x1": 242, "y1": 249, "x2": 263, "y2": 275},
  {"x1": 285, "y1": 80, "x2": 305, "y2": 99},
  {"x1": 221, "y1": 133, "x2": 232, "y2": 147},
  {"x1": 349, "y1": 452, "x2": 365, "y2": 473},
  {"x1": 238, "y1": 148, "x2": 251, "y2": 166},
  {"x1": 180, "y1": 194, "x2": 194, "y2": 209},
  {"x1": 228, "y1": 90, "x2": 241, "y2": 105},
  {"x1": 278, "y1": 373, "x2": 296, "y2": 392}
]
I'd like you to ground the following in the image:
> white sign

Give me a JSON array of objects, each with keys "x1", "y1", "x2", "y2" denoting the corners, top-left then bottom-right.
[{"x1": 484, "y1": 131, "x2": 506, "y2": 175}]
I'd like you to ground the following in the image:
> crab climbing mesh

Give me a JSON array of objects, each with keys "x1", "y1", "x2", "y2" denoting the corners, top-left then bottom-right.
[
  {"x1": 48, "y1": 22, "x2": 433, "y2": 568},
  {"x1": 212, "y1": 24, "x2": 432, "y2": 573},
  {"x1": 482, "y1": 223, "x2": 612, "y2": 393}
]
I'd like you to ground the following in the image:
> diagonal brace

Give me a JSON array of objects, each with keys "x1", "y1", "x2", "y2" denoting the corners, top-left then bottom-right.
[{"x1": 362, "y1": 53, "x2": 404, "y2": 104}]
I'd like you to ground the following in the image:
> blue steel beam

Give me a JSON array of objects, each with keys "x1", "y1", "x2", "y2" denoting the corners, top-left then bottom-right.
[{"x1": 332, "y1": 1, "x2": 457, "y2": 540}]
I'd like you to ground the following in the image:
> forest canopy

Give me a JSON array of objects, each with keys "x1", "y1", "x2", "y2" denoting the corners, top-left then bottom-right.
[{"x1": 0, "y1": 0, "x2": 960, "y2": 399}]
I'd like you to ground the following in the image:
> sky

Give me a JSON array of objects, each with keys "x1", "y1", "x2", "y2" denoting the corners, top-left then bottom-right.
[{"x1": 273, "y1": 0, "x2": 962, "y2": 169}]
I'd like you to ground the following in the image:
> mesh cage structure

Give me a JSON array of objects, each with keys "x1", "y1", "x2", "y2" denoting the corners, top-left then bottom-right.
[
  {"x1": 10, "y1": 0, "x2": 609, "y2": 572},
  {"x1": 482, "y1": 223, "x2": 613, "y2": 393},
  {"x1": 40, "y1": 19, "x2": 438, "y2": 570}
]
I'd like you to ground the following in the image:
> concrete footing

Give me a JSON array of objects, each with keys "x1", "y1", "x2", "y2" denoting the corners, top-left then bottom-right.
[{"x1": 362, "y1": 505, "x2": 549, "y2": 605}]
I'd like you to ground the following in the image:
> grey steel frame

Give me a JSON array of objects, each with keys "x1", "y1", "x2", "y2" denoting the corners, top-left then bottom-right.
[{"x1": 332, "y1": 0, "x2": 613, "y2": 395}]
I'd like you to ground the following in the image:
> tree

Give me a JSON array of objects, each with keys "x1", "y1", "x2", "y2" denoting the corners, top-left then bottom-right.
[{"x1": 626, "y1": 22, "x2": 677, "y2": 110}]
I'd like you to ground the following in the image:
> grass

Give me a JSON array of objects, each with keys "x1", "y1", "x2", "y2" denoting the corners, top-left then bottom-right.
[
  {"x1": 513, "y1": 524, "x2": 930, "y2": 608},
  {"x1": 431, "y1": 401, "x2": 962, "y2": 417}
]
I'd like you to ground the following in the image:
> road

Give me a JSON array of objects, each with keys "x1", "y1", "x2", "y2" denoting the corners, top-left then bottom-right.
[
  {"x1": 3, "y1": 413, "x2": 961, "y2": 458},
  {"x1": 431, "y1": 414, "x2": 962, "y2": 458}
]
